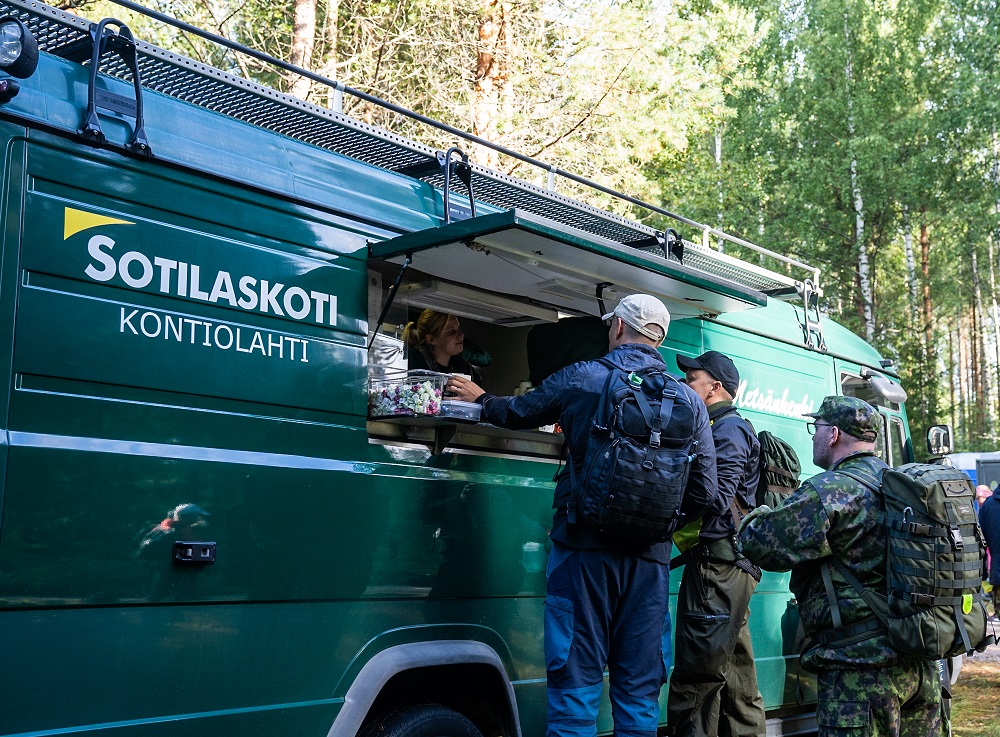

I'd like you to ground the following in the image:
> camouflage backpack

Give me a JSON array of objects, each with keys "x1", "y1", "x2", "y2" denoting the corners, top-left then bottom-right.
[{"x1": 825, "y1": 463, "x2": 992, "y2": 659}]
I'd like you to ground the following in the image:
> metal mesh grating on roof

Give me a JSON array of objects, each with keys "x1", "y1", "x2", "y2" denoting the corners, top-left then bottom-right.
[
  {"x1": 683, "y1": 250, "x2": 788, "y2": 292},
  {"x1": 2, "y1": 0, "x2": 809, "y2": 298}
]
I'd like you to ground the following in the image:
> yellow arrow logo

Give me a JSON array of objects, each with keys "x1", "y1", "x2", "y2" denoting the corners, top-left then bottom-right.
[{"x1": 64, "y1": 207, "x2": 134, "y2": 239}]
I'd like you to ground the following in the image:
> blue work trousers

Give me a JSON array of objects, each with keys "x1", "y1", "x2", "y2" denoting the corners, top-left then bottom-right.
[{"x1": 545, "y1": 542, "x2": 671, "y2": 737}]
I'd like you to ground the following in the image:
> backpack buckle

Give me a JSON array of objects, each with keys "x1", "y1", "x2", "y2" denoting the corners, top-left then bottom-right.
[
  {"x1": 949, "y1": 526, "x2": 965, "y2": 551},
  {"x1": 911, "y1": 592, "x2": 935, "y2": 607}
]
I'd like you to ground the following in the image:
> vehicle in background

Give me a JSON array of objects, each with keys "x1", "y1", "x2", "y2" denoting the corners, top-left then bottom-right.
[{"x1": 945, "y1": 451, "x2": 1000, "y2": 489}]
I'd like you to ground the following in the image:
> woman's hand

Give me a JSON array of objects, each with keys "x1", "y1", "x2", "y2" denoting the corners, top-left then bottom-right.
[{"x1": 445, "y1": 375, "x2": 485, "y2": 402}]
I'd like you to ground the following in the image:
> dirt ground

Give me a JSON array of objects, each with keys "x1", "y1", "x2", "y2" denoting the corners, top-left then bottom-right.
[{"x1": 950, "y1": 627, "x2": 1000, "y2": 737}]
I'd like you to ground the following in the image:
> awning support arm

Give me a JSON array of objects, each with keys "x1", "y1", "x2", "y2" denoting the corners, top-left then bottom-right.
[
  {"x1": 596, "y1": 282, "x2": 613, "y2": 316},
  {"x1": 368, "y1": 253, "x2": 412, "y2": 349},
  {"x1": 665, "y1": 229, "x2": 684, "y2": 264}
]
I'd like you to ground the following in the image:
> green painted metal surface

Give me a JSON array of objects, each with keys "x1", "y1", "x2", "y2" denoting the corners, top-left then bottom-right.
[{"x1": 0, "y1": 47, "x2": 908, "y2": 737}]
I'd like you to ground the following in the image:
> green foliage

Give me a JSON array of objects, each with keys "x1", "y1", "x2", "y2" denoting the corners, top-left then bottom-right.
[{"x1": 66, "y1": 0, "x2": 1000, "y2": 450}]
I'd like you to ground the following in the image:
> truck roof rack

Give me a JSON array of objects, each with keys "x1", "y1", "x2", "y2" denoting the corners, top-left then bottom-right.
[{"x1": 0, "y1": 0, "x2": 822, "y2": 306}]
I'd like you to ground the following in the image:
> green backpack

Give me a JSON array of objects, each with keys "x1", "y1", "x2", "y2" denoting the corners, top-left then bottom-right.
[
  {"x1": 826, "y1": 463, "x2": 992, "y2": 659},
  {"x1": 756, "y1": 430, "x2": 801, "y2": 509}
]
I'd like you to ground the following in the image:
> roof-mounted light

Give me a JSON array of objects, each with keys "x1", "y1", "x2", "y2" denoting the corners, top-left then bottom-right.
[{"x1": 0, "y1": 17, "x2": 38, "y2": 80}]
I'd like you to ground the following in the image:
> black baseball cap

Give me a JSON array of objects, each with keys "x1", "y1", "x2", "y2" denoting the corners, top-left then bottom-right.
[{"x1": 676, "y1": 350, "x2": 740, "y2": 395}]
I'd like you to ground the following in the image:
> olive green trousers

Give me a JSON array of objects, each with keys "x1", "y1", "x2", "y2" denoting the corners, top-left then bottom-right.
[{"x1": 667, "y1": 538, "x2": 766, "y2": 737}]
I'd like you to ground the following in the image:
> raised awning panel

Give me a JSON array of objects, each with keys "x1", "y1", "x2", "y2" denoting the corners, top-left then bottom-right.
[{"x1": 370, "y1": 210, "x2": 766, "y2": 320}]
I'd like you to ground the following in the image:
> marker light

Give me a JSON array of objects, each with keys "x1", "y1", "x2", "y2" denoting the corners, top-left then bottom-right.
[
  {"x1": 0, "y1": 78, "x2": 19, "y2": 104},
  {"x1": 0, "y1": 17, "x2": 38, "y2": 79}
]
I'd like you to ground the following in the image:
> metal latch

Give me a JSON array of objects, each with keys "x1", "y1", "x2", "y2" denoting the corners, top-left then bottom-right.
[{"x1": 173, "y1": 541, "x2": 217, "y2": 565}]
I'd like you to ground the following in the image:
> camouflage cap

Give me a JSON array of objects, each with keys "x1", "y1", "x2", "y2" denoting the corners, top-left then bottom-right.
[{"x1": 804, "y1": 395, "x2": 879, "y2": 442}]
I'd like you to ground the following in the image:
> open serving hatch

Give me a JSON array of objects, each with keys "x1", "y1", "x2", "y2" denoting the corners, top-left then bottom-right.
[{"x1": 369, "y1": 209, "x2": 768, "y2": 325}]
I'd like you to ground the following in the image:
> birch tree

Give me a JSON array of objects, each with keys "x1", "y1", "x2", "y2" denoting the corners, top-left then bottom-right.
[{"x1": 288, "y1": 0, "x2": 317, "y2": 99}]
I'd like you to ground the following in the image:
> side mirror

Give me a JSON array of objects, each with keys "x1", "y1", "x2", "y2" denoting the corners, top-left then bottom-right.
[
  {"x1": 869, "y1": 374, "x2": 907, "y2": 404},
  {"x1": 861, "y1": 366, "x2": 908, "y2": 404},
  {"x1": 926, "y1": 425, "x2": 953, "y2": 456}
]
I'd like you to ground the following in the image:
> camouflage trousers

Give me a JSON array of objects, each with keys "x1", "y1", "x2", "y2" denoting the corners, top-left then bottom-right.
[{"x1": 816, "y1": 661, "x2": 941, "y2": 737}]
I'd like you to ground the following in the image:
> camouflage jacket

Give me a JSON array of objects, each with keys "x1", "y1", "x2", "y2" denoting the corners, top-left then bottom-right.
[{"x1": 738, "y1": 451, "x2": 903, "y2": 671}]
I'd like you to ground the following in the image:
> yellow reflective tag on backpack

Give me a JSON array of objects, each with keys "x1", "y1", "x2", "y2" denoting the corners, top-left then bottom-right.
[{"x1": 963, "y1": 593, "x2": 973, "y2": 614}]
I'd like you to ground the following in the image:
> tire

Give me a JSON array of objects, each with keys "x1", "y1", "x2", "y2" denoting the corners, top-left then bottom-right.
[{"x1": 360, "y1": 705, "x2": 484, "y2": 737}]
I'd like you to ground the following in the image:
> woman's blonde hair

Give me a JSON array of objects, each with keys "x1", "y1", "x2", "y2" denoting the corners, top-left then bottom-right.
[{"x1": 402, "y1": 309, "x2": 454, "y2": 349}]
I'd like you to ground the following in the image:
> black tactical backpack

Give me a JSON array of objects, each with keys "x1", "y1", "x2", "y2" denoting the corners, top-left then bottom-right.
[
  {"x1": 825, "y1": 463, "x2": 992, "y2": 659},
  {"x1": 569, "y1": 359, "x2": 697, "y2": 545}
]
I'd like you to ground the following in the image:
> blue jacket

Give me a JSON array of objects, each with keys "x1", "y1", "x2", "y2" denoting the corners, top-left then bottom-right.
[
  {"x1": 699, "y1": 402, "x2": 760, "y2": 543},
  {"x1": 979, "y1": 488, "x2": 1000, "y2": 585},
  {"x1": 478, "y1": 342, "x2": 718, "y2": 563}
]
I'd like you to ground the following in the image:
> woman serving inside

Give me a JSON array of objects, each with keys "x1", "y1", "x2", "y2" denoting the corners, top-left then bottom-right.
[{"x1": 402, "y1": 309, "x2": 484, "y2": 386}]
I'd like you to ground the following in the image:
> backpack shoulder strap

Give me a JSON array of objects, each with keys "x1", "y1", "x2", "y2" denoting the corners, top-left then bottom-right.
[
  {"x1": 817, "y1": 556, "x2": 890, "y2": 652},
  {"x1": 831, "y1": 466, "x2": 889, "y2": 493},
  {"x1": 833, "y1": 467, "x2": 881, "y2": 492},
  {"x1": 592, "y1": 357, "x2": 622, "y2": 430},
  {"x1": 821, "y1": 466, "x2": 891, "y2": 624},
  {"x1": 828, "y1": 557, "x2": 890, "y2": 624}
]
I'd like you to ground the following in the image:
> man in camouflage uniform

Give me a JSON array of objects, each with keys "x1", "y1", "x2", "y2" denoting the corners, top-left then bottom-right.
[{"x1": 738, "y1": 396, "x2": 941, "y2": 737}]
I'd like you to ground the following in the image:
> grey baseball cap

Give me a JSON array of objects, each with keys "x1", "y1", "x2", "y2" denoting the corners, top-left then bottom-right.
[{"x1": 602, "y1": 294, "x2": 671, "y2": 342}]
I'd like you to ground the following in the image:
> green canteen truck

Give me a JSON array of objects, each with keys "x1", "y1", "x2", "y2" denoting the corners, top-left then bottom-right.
[{"x1": 0, "y1": 1, "x2": 914, "y2": 735}]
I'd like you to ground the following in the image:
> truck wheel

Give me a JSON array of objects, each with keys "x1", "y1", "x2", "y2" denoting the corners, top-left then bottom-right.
[{"x1": 361, "y1": 705, "x2": 483, "y2": 737}]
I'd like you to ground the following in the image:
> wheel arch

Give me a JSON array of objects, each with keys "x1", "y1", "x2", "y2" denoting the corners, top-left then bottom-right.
[{"x1": 328, "y1": 640, "x2": 522, "y2": 737}]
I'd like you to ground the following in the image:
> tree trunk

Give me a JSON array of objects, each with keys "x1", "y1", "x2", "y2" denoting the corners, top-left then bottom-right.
[
  {"x1": 844, "y1": 11, "x2": 874, "y2": 341},
  {"x1": 990, "y1": 235, "x2": 1000, "y2": 431},
  {"x1": 903, "y1": 206, "x2": 918, "y2": 315},
  {"x1": 956, "y1": 309, "x2": 969, "y2": 445},
  {"x1": 716, "y1": 126, "x2": 724, "y2": 236},
  {"x1": 473, "y1": 0, "x2": 512, "y2": 168},
  {"x1": 920, "y1": 209, "x2": 933, "y2": 367},
  {"x1": 971, "y1": 245, "x2": 992, "y2": 440},
  {"x1": 318, "y1": 0, "x2": 340, "y2": 109},
  {"x1": 991, "y1": 123, "x2": 1000, "y2": 443},
  {"x1": 289, "y1": 0, "x2": 318, "y2": 100}
]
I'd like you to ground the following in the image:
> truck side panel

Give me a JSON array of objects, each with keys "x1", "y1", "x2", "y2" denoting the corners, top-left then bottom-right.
[{"x1": 0, "y1": 130, "x2": 556, "y2": 734}]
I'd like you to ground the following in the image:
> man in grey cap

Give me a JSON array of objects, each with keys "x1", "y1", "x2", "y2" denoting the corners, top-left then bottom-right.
[
  {"x1": 739, "y1": 396, "x2": 941, "y2": 737},
  {"x1": 668, "y1": 350, "x2": 766, "y2": 737},
  {"x1": 447, "y1": 294, "x2": 718, "y2": 737}
]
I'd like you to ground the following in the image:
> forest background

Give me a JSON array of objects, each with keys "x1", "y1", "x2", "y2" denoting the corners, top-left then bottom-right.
[{"x1": 70, "y1": 0, "x2": 1000, "y2": 454}]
